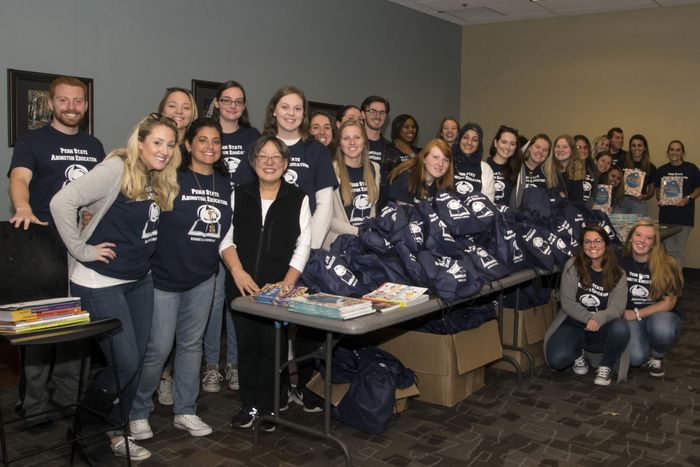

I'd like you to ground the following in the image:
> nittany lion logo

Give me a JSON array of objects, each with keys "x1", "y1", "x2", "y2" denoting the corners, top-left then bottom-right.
[
  {"x1": 456, "y1": 180, "x2": 474, "y2": 195},
  {"x1": 284, "y1": 169, "x2": 298, "y2": 186},
  {"x1": 630, "y1": 284, "x2": 649, "y2": 298},
  {"x1": 63, "y1": 164, "x2": 89, "y2": 187},
  {"x1": 580, "y1": 294, "x2": 601, "y2": 308},
  {"x1": 224, "y1": 157, "x2": 241, "y2": 173}
]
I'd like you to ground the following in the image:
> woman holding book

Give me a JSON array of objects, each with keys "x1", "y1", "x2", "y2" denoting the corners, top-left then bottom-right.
[
  {"x1": 50, "y1": 113, "x2": 181, "y2": 461},
  {"x1": 323, "y1": 118, "x2": 380, "y2": 249},
  {"x1": 618, "y1": 134, "x2": 657, "y2": 216},
  {"x1": 221, "y1": 135, "x2": 311, "y2": 430},
  {"x1": 620, "y1": 221, "x2": 683, "y2": 377},
  {"x1": 655, "y1": 140, "x2": 700, "y2": 269},
  {"x1": 544, "y1": 224, "x2": 629, "y2": 386}
]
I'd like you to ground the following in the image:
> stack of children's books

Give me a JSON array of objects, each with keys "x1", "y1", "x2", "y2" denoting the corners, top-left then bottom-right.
[
  {"x1": 288, "y1": 293, "x2": 375, "y2": 320},
  {"x1": 362, "y1": 282, "x2": 430, "y2": 310},
  {"x1": 252, "y1": 283, "x2": 308, "y2": 307},
  {"x1": 0, "y1": 297, "x2": 90, "y2": 334}
]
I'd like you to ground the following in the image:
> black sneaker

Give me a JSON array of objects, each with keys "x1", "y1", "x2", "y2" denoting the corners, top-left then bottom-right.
[
  {"x1": 289, "y1": 387, "x2": 304, "y2": 407},
  {"x1": 231, "y1": 407, "x2": 258, "y2": 429},
  {"x1": 257, "y1": 413, "x2": 276, "y2": 433},
  {"x1": 301, "y1": 389, "x2": 323, "y2": 413},
  {"x1": 643, "y1": 357, "x2": 665, "y2": 377}
]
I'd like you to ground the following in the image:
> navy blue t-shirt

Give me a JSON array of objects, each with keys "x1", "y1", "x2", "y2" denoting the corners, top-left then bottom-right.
[
  {"x1": 283, "y1": 139, "x2": 337, "y2": 213},
  {"x1": 343, "y1": 165, "x2": 373, "y2": 226},
  {"x1": 368, "y1": 137, "x2": 390, "y2": 166},
  {"x1": 567, "y1": 170, "x2": 596, "y2": 203},
  {"x1": 151, "y1": 169, "x2": 232, "y2": 292},
  {"x1": 612, "y1": 150, "x2": 627, "y2": 168},
  {"x1": 83, "y1": 192, "x2": 159, "y2": 280},
  {"x1": 524, "y1": 165, "x2": 547, "y2": 189},
  {"x1": 221, "y1": 126, "x2": 259, "y2": 188},
  {"x1": 9, "y1": 125, "x2": 105, "y2": 224},
  {"x1": 576, "y1": 269, "x2": 610, "y2": 313},
  {"x1": 487, "y1": 158, "x2": 513, "y2": 205},
  {"x1": 619, "y1": 257, "x2": 654, "y2": 310},
  {"x1": 389, "y1": 170, "x2": 436, "y2": 206},
  {"x1": 453, "y1": 156, "x2": 483, "y2": 196},
  {"x1": 655, "y1": 161, "x2": 700, "y2": 226}
]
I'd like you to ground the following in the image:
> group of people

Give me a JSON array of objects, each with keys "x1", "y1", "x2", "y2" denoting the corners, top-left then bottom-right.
[{"x1": 6, "y1": 76, "x2": 692, "y2": 460}]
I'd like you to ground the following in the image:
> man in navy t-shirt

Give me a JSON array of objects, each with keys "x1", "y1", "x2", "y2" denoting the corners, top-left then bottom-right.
[
  {"x1": 361, "y1": 96, "x2": 394, "y2": 209},
  {"x1": 9, "y1": 77, "x2": 105, "y2": 228},
  {"x1": 6, "y1": 76, "x2": 105, "y2": 428}
]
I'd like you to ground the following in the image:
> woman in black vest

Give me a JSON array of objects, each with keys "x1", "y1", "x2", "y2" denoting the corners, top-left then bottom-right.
[{"x1": 222, "y1": 135, "x2": 311, "y2": 429}]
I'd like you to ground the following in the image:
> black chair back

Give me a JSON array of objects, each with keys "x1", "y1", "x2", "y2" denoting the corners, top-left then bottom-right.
[{"x1": 0, "y1": 222, "x2": 68, "y2": 304}]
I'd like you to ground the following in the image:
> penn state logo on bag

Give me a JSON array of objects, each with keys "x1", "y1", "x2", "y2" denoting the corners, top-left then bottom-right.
[{"x1": 63, "y1": 164, "x2": 89, "y2": 187}]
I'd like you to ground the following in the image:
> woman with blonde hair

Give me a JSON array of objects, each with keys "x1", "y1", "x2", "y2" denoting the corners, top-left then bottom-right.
[
  {"x1": 324, "y1": 119, "x2": 380, "y2": 248},
  {"x1": 621, "y1": 221, "x2": 683, "y2": 376},
  {"x1": 50, "y1": 113, "x2": 181, "y2": 461},
  {"x1": 543, "y1": 134, "x2": 575, "y2": 198},
  {"x1": 592, "y1": 135, "x2": 610, "y2": 158},
  {"x1": 389, "y1": 138, "x2": 453, "y2": 205}
]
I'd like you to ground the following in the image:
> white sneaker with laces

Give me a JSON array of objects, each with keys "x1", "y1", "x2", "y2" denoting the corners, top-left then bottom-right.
[
  {"x1": 129, "y1": 418, "x2": 153, "y2": 440},
  {"x1": 202, "y1": 364, "x2": 223, "y2": 393},
  {"x1": 225, "y1": 363, "x2": 239, "y2": 391},
  {"x1": 157, "y1": 376, "x2": 174, "y2": 405},
  {"x1": 174, "y1": 414, "x2": 213, "y2": 437},
  {"x1": 594, "y1": 366, "x2": 612, "y2": 386},
  {"x1": 573, "y1": 352, "x2": 589, "y2": 375},
  {"x1": 111, "y1": 436, "x2": 151, "y2": 461}
]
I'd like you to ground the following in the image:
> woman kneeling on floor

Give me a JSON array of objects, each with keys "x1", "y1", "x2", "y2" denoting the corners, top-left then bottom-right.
[
  {"x1": 544, "y1": 224, "x2": 630, "y2": 386},
  {"x1": 620, "y1": 220, "x2": 683, "y2": 377}
]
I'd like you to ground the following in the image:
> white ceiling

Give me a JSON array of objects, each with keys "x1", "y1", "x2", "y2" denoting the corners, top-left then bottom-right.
[{"x1": 388, "y1": 0, "x2": 700, "y2": 25}]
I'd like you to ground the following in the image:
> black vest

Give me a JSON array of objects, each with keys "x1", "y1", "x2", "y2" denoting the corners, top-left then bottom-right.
[{"x1": 228, "y1": 179, "x2": 305, "y2": 298}]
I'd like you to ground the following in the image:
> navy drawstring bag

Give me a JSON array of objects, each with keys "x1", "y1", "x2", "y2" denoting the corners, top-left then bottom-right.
[
  {"x1": 418, "y1": 201, "x2": 464, "y2": 258},
  {"x1": 300, "y1": 249, "x2": 370, "y2": 297},
  {"x1": 486, "y1": 211, "x2": 526, "y2": 274},
  {"x1": 433, "y1": 190, "x2": 477, "y2": 236},
  {"x1": 416, "y1": 251, "x2": 484, "y2": 301},
  {"x1": 458, "y1": 237, "x2": 510, "y2": 280},
  {"x1": 358, "y1": 227, "x2": 394, "y2": 254},
  {"x1": 516, "y1": 223, "x2": 556, "y2": 272},
  {"x1": 394, "y1": 242, "x2": 431, "y2": 287},
  {"x1": 463, "y1": 191, "x2": 498, "y2": 232},
  {"x1": 520, "y1": 187, "x2": 554, "y2": 221}
]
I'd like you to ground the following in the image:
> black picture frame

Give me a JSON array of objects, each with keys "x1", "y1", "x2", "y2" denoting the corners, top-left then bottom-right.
[
  {"x1": 7, "y1": 69, "x2": 94, "y2": 147},
  {"x1": 308, "y1": 100, "x2": 344, "y2": 121},
  {"x1": 191, "y1": 79, "x2": 222, "y2": 118}
]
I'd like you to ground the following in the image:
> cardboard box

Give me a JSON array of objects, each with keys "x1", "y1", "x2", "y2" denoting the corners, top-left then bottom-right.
[
  {"x1": 492, "y1": 341, "x2": 545, "y2": 372},
  {"x1": 499, "y1": 304, "x2": 547, "y2": 347},
  {"x1": 305, "y1": 372, "x2": 419, "y2": 414},
  {"x1": 367, "y1": 319, "x2": 502, "y2": 407}
]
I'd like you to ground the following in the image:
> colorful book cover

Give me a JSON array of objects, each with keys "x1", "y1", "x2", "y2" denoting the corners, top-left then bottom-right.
[
  {"x1": 363, "y1": 283, "x2": 429, "y2": 306},
  {"x1": 289, "y1": 293, "x2": 373, "y2": 313},
  {"x1": 659, "y1": 176, "x2": 684, "y2": 205},
  {"x1": 623, "y1": 168, "x2": 645, "y2": 197}
]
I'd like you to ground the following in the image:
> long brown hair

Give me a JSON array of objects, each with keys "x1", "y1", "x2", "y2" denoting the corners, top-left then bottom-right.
[
  {"x1": 623, "y1": 220, "x2": 683, "y2": 300},
  {"x1": 571, "y1": 224, "x2": 623, "y2": 292},
  {"x1": 389, "y1": 139, "x2": 454, "y2": 199},
  {"x1": 334, "y1": 119, "x2": 378, "y2": 207},
  {"x1": 262, "y1": 86, "x2": 309, "y2": 140}
]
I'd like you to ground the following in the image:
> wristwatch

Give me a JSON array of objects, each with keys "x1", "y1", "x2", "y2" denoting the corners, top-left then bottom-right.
[{"x1": 634, "y1": 307, "x2": 642, "y2": 321}]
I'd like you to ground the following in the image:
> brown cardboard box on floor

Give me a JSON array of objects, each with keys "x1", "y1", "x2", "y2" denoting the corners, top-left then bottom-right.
[
  {"x1": 305, "y1": 372, "x2": 419, "y2": 414},
  {"x1": 367, "y1": 319, "x2": 502, "y2": 407}
]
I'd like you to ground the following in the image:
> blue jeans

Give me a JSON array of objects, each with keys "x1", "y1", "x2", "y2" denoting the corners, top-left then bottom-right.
[
  {"x1": 71, "y1": 275, "x2": 154, "y2": 426},
  {"x1": 627, "y1": 311, "x2": 681, "y2": 366},
  {"x1": 547, "y1": 317, "x2": 630, "y2": 369},
  {"x1": 202, "y1": 262, "x2": 238, "y2": 365},
  {"x1": 662, "y1": 226, "x2": 691, "y2": 270},
  {"x1": 131, "y1": 274, "x2": 216, "y2": 418}
]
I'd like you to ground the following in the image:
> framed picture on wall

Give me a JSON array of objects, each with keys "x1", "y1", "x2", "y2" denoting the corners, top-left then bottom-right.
[
  {"x1": 7, "y1": 69, "x2": 94, "y2": 147},
  {"x1": 191, "y1": 79, "x2": 221, "y2": 118},
  {"x1": 308, "y1": 101, "x2": 343, "y2": 122}
]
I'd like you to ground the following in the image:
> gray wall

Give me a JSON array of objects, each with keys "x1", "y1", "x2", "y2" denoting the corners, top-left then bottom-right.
[{"x1": 0, "y1": 0, "x2": 461, "y2": 218}]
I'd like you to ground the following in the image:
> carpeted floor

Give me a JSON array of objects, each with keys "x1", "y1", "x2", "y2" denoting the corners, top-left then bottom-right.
[{"x1": 2, "y1": 271, "x2": 700, "y2": 466}]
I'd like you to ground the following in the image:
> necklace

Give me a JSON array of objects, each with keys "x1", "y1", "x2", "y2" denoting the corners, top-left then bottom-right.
[{"x1": 192, "y1": 169, "x2": 217, "y2": 234}]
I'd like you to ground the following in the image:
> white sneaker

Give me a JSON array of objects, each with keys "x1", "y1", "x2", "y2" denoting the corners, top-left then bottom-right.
[
  {"x1": 573, "y1": 352, "x2": 589, "y2": 375},
  {"x1": 111, "y1": 436, "x2": 151, "y2": 461},
  {"x1": 174, "y1": 414, "x2": 213, "y2": 437},
  {"x1": 202, "y1": 364, "x2": 223, "y2": 393},
  {"x1": 594, "y1": 366, "x2": 612, "y2": 386},
  {"x1": 225, "y1": 363, "x2": 239, "y2": 391},
  {"x1": 129, "y1": 418, "x2": 153, "y2": 440},
  {"x1": 157, "y1": 376, "x2": 174, "y2": 406}
]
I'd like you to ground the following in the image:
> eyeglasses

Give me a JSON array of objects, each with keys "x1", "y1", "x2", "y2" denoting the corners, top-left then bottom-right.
[
  {"x1": 218, "y1": 97, "x2": 246, "y2": 107},
  {"x1": 364, "y1": 109, "x2": 387, "y2": 117},
  {"x1": 255, "y1": 154, "x2": 284, "y2": 164},
  {"x1": 583, "y1": 238, "x2": 604, "y2": 246}
]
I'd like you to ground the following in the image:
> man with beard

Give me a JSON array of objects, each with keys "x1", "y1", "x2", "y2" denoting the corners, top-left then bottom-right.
[
  {"x1": 360, "y1": 95, "x2": 392, "y2": 208},
  {"x1": 7, "y1": 76, "x2": 105, "y2": 430}
]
